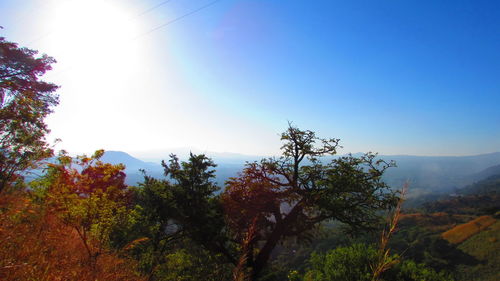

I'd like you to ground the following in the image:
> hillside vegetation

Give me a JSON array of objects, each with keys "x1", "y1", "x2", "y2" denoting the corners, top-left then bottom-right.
[
  {"x1": 442, "y1": 216, "x2": 496, "y2": 244},
  {"x1": 384, "y1": 176, "x2": 500, "y2": 281},
  {"x1": 456, "y1": 221, "x2": 500, "y2": 281}
]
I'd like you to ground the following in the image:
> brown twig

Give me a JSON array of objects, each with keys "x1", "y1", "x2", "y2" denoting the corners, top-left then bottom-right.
[{"x1": 371, "y1": 183, "x2": 408, "y2": 281}]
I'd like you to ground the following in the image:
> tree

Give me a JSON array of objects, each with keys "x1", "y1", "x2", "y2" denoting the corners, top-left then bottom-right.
[
  {"x1": 303, "y1": 244, "x2": 379, "y2": 281},
  {"x1": 117, "y1": 153, "x2": 235, "y2": 280},
  {"x1": 156, "y1": 153, "x2": 233, "y2": 265},
  {"x1": 0, "y1": 191, "x2": 143, "y2": 281},
  {"x1": 120, "y1": 173, "x2": 185, "y2": 279},
  {"x1": 33, "y1": 150, "x2": 132, "y2": 268},
  {"x1": 0, "y1": 36, "x2": 59, "y2": 192},
  {"x1": 223, "y1": 125, "x2": 399, "y2": 279}
]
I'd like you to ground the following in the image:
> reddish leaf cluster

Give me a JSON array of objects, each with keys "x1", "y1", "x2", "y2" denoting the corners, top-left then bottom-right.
[
  {"x1": 223, "y1": 164, "x2": 286, "y2": 241},
  {"x1": 47, "y1": 151, "x2": 131, "y2": 204}
]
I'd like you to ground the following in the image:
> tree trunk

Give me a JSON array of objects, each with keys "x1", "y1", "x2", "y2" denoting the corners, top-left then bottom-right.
[{"x1": 251, "y1": 203, "x2": 303, "y2": 279}]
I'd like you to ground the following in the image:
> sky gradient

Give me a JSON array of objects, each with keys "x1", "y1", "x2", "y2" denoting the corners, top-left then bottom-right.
[{"x1": 1, "y1": 0, "x2": 499, "y2": 157}]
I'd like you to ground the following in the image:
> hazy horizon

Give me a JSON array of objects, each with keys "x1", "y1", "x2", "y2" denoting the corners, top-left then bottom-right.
[{"x1": 107, "y1": 148, "x2": 500, "y2": 164}]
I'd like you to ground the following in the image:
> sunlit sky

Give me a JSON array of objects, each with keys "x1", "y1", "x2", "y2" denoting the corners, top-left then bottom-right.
[{"x1": 1, "y1": 0, "x2": 499, "y2": 157}]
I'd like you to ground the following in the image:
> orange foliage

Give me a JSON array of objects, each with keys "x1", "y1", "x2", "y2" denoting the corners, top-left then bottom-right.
[
  {"x1": 47, "y1": 150, "x2": 130, "y2": 202},
  {"x1": 442, "y1": 215, "x2": 496, "y2": 244},
  {"x1": 0, "y1": 192, "x2": 144, "y2": 281},
  {"x1": 39, "y1": 150, "x2": 134, "y2": 267}
]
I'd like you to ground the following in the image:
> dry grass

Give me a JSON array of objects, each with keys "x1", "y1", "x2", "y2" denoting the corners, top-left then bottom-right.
[
  {"x1": 371, "y1": 184, "x2": 407, "y2": 281},
  {"x1": 442, "y1": 215, "x2": 496, "y2": 245},
  {"x1": 0, "y1": 192, "x2": 144, "y2": 281}
]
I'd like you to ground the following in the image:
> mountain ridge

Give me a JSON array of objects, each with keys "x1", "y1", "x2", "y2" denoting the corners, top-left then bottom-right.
[{"x1": 101, "y1": 151, "x2": 500, "y2": 192}]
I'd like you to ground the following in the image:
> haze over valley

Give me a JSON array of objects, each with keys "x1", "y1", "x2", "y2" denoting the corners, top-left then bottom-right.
[{"x1": 101, "y1": 150, "x2": 500, "y2": 195}]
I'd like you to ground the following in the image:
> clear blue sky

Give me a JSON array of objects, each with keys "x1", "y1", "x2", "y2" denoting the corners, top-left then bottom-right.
[{"x1": 1, "y1": 0, "x2": 499, "y2": 156}]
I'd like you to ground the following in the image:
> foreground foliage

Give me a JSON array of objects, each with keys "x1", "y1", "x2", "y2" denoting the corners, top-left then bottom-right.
[
  {"x1": 32, "y1": 150, "x2": 132, "y2": 267},
  {"x1": 114, "y1": 154, "x2": 232, "y2": 280},
  {"x1": 294, "y1": 244, "x2": 453, "y2": 281},
  {"x1": 0, "y1": 192, "x2": 143, "y2": 280}
]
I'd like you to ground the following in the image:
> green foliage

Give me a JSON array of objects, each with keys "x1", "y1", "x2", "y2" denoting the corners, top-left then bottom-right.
[
  {"x1": 303, "y1": 244, "x2": 376, "y2": 281},
  {"x1": 117, "y1": 174, "x2": 182, "y2": 276},
  {"x1": 223, "y1": 124, "x2": 399, "y2": 278},
  {"x1": 266, "y1": 224, "x2": 364, "y2": 280},
  {"x1": 154, "y1": 246, "x2": 232, "y2": 281},
  {"x1": 391, "y1": 227, "x2": 478, "y2": 272},
  {"x1": 455, "y1": 221, "x2": 500, "y2": 281},
  {"x1": 299, "y1": 244, "x2": 453, "y2": 281},
  {"x1": 112, "y1": 153, "x2": 234, "y2": 280},
  {"x1": 0, "y1": 36, "x2": 59, "y2": 192},
  {"x1": 387, "y1": 260, "x2": 454, "y2": 281},
  {"x1": 160, "y1": 153, "x2": 228, "y2": 251}
]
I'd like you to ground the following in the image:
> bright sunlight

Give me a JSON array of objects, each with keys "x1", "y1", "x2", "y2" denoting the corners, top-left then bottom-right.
[{"x1": 42, "y1": 0, "x2": 145, "y2": 78}]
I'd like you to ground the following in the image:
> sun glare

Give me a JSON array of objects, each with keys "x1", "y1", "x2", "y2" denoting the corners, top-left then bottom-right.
[
  {"x1": 37, "y1": 0, "x2": 156, "y2": 153},
  {"x1": 42, "y1": 0, "x2": 145, "y2": 78}
]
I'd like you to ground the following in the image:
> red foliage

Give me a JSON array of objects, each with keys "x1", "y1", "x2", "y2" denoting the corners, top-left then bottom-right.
[
  {"x1": 40, "y1": 151, "x2": 134, "y2": 267},
  {"x1": 47, "y1": 152, "x2": 130, "y2": 203},
  {"x1": 223, "y1": 164, "x2": 286, "y2": 241}
]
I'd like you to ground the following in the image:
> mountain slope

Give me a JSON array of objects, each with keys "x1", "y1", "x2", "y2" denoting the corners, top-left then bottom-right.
[
  {"x1": 379, "y1": 152, "x2": 500, "y2": 193},
  {"x1": 101, "y1": 151, "x2": 164, "y2": 185}
]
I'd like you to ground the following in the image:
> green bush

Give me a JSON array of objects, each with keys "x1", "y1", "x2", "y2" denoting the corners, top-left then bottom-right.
[{"x1": 297, "y1": 243, "x2": 453, "y2": 281}]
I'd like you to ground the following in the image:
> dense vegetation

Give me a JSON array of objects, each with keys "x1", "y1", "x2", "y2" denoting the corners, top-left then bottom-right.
[{"x1": 1, "y1": 36, "x2": 499, "y2": 281}]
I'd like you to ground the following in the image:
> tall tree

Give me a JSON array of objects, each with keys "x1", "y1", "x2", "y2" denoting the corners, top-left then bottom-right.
[
  {"x1": 0, "y1": 36, "x2": 59, "y2": 192},
  {"x1": 159, "y1": 153, "x2": 230, "y2": 258},
  {"x1": 120, "y1": 153, "x2": 234, "y2": 280},
  {"x1": 223, "y1": 125, "x2": 399, "y2": 279},
  {"x1": 121, "y1": 173, "x2": 184, "y2": 279}
]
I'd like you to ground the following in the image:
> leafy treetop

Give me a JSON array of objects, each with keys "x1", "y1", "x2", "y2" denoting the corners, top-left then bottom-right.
[
  {"x1": 0, "y1": 36, "x2": 59, "y2": 192},
  {"x1": 223, "y1": 124, "x2": 399, "y2": 279}
]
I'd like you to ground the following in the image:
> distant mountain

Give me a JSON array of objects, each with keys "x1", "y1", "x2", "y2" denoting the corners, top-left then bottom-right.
[
  {"x1": 459, "y1": 174, "x2": 500, "y2": 196},
  {"x1": 469, "y1": 164, "x2": 500, "y2": 183},
  {"x1": 101, "y1": 151, "x2": 164, "y2": 185},
  {"x1": 99, "y1": 151, "x2": 500, "y2": 194},
  {"x1": 101, "y1": 151, "x2": 161, "y2": 172},
  {"x1": 420, "y1": 173, "x2": 500, "y2": 215},
  {"x1": 101, "y1": 151, "x2": 247, "y2": 186},
  {"x1": 133, "y1": 148, "x2": 263, "y2": 165},
  {"x1": 378, "y1": 152, "x2": 500, "y2": 194}
]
